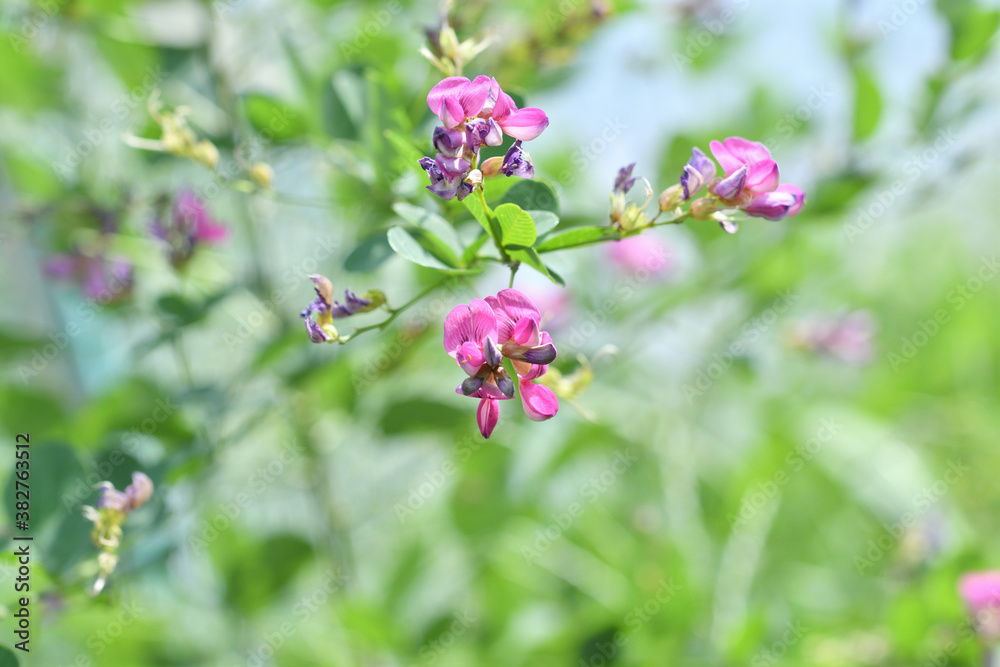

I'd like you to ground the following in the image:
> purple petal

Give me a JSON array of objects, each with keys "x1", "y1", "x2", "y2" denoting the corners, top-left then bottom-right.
[{"x1": 713, "y1": 164, "x2": 748, "y2": 200}]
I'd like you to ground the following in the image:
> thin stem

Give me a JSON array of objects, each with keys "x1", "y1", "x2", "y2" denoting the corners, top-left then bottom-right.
[
  {"x1": 338, "y1": 277, "x2": 453, "y2": 343},
  {"x1": 508, "y1": 263, "x2": 518, "y2": 288}
]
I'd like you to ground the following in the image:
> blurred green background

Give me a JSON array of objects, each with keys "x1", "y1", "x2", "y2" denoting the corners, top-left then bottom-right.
[{"x1": 2, "y1": 0, "x2": 1000, "y2": 664}]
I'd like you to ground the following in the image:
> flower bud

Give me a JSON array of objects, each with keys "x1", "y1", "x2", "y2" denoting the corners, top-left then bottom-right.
[
  {"x1": 249, "y1": 162, "x2": 274, "y2": 189},
  {"x1": 609, "y1": 193, "x2": 625, "y2": 224},
  {"x1": 193, "y1": 141, "x2": 219, "y2": 169},
  {"x1": 360, "y1": 289, "x2": 386, "y2": 311},
  {"x1": 619, "y1": 203, "x2": 649, "y2": 232},
  {"x1": 658, "y1": 184, "x2": 682, "y2": 212},
  {"x1": 465, "y1": 169, "x2": 483, "y2": 187},
  {"x1": 689, "y1": 197, "x2": 718, "y2": 220},
  {"x1": 480, "y1": 157, "x2": 503, "y2": 178}
]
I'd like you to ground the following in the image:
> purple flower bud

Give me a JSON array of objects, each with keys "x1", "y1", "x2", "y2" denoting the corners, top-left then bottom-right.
[
  {"x1": 680, "y1": 147, "x2": 716, "y2": 200},
  {"x1": 419, "y1": 156, "x2": 464, "y2": 200},
  {"x1": 304, "y1": 317, "x2": 332, "y2": 343},
  {"x1": 496, "y1": 373, "x2": 515, "y2": 398},
  {"x1": 501, "y1": 140, "x2": 534, "y2": 178},
  {"x1": 125, "y1": 472, "x2": 153, "y2": 511},
  {"x1": 712, "y1": 164, "x2": 748, "y2": 200},
  {"x1": 461, "y1": 375, "x2": 486, "y2": 395},
  {"x1": 465, "y1": 118, "x2": 503, "y2": 152},
  {"x1": 484, "y1": 336, "x2": 503, "y2": 368},
  {"x1": 433, "y1": 126, "x2": 466, "y2": 158},
  {"x1": 518, "y1": 342, "x2": 558, "y2": 365},
  {"x1": 614, "y1": 163, "x2": 636, "y2": 194},
  {"x1": 329, "y1": 290, "x2": 371, "y2": 319},
  {"x1": 96, "y1": 483, "x2": 130, "y2": 513},
  {"x1": 456, "y1": 181, "x2": 474, "y2": 201}
]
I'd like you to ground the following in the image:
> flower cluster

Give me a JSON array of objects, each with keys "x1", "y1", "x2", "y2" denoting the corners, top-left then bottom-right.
[
  {"x1": 81, "y1": 472, "x2": 154, "y2": 595},
  {"x1": 444, "y1": 289, "x2": 559, "y2": 438},
  {"x1": 419, "y1": 76, "x2": 549, "y2": 200},
  {"x1": 151, "y1": 190, "x2": 228, "y2": 267},
  {"x1": 678, "y1": 137, "x2": 805, "y2": 232},
  {"x1": 301, "y1": 274, "x2": 385, "y2": 343}
]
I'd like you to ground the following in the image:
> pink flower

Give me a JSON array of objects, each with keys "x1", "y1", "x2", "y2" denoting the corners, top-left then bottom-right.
[
  {"x1": 959, "y1": 571, "x2": 1000, "y2": 642},
  {"x1": 151, "y1": 190, "x2": 228, "y2": 266},
  {"x1": 606, "y1": 235, "x2": 672, "y2": 276},
  {"x1": 709, "y1": 136, "x2": 780, "y2": 202},
  {"x1": 444, "y1": 289, "x2": 559, "y2": 438},
  {"x1": 426, "y1": 76, "x2": 549, "y2": 142},
  {"x1": 744, "y1": 184, "x2": 806, "y2": 221}
]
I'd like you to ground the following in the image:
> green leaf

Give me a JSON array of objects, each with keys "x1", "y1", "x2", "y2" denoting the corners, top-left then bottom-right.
[
  {"x1": 528, "y1": 210, "x2": 559, "y2": 238},
  {"x1": 494, "y1": 203, "x2": 537, "y2": 249},
  {"x1": 951, "y1": 8, "x2": 1000, "y2": 61},
  {"x1": 322, "y1": 69, "x2": 365, "y2": 140},
  {"x1": 535, "y1": 226, "x2": 610, "y2": 253},
  {"x1": 852, "y1": 66, "x2": 882, "y2": 141},
  {"x1": 4, "y1": 443, "x2": 84, "y2": 533},
  {"x1": 345, "y1": 231, "x2": 394, "y2": 272},
  {"x1": 0, "y1": 645, "x2": 20, "y2": 667},
  {"x1": 387, "y1": 226, "x2": 452, "y2": 270},
  {"x1": 386, "y1": 227, "x2": 478, "y2": 273},
  {"x1": 392, "y1": 202, "x2": 464, "y2": 257},
  {"x1": 463, "y1": 192, "x2": 495, "y2": 238},
  {"x1": 242, "y1": 94, "x2": 309, "y2": 141},
  {"x1": 499, "y1": 179, "x2": 560, "y2": 215}
]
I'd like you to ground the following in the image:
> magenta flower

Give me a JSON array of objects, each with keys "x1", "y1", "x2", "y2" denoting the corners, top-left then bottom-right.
[
  {"x1": 420, "y1": 76, "x2": 548, "y2": 201},
  {"x1": 790, "y1": 311, "x2": 874, "y2": 365},
  {"x1": 708, "y1": 137, "x2": 780, "y2": 202},
  {"x1": 959, "y1": 571, "x2": 1000, "y2": 642},
  {"x1": 444, "y1": 289, "x2": 559, "y2": 438},
  {"x1": 744, "y1": 184, "x2": 806, "y2": 221},
  {"x1": 151, "y1": 190, "x2": 228, "y2": 266}
]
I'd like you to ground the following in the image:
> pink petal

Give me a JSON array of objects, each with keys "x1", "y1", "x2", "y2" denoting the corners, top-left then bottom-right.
[
  {"x1": 776, "y1": 183, "x2": 805, "y2": 216},
  {"x1": 443, "y1": 299, "x2": 497, "y2": 355},
  {"x1": 196, "y1": 219, "x2": 228, "y2": 243},
  {"x1": 490, "y1": 84, "x2": 516, "y2": 121},
  {"x1": 498, "y1": 107, "x2": 549, "y2": 141},
  {"x1": 960, "y1": 571, "x2": 1000, "y2": 611},
  {"x1": 476, "y1": 398, "x2": 500, "y2": 438},
  {"x1": 440, "y1": 97, "x2": 466, "y2": 128},
  {"x1": 722, "y1": 136, "x2": 772, "y2": 163},
  {"x1": 709, "y1": 140, "x2": 742, "y2": 175},
  {"x1": 44, "y1": 254, "x2": 80, "y2": 279},
  {"x1": 496, "y1": 289, "x2": 541, "y2": 328},
  {"x1": 427, "y1": 77, "x2": 470, "y2": 115},
  {"x1": 746, "y1": 159, "x2": 779, "y2": 194},
  {"x1": 518, "y1": 378, "x2": 558, "y2": 421},
  {"x1": 459, "y1": 75, "x2": 492, "y2": 118},
  {"x1": 512, "y1": 317, "x2": 540, "y2": 347},
  {"x1": 457, "y1": 341, "x2": 485, "y2": 375}
]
